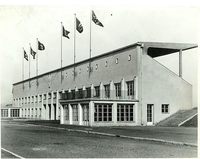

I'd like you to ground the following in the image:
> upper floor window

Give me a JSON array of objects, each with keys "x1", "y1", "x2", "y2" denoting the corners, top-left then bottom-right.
[
  {"x1": 105, "y1": 61, "x2": 108, "y2": 67},
  {"x1": 78, "y1": 88, "x2": 83, "y2": 99},
  {"x1": 94, "y1": 86, "x2": 100, "y2": 97},
  {"x1": 95, "y1": 64, "x2": 98, "y2": 70},
  {"x1": 86, "y1": 87, "x2": 91, "y2": 98},
  {"x1": 162, "y1": 104, "x2": 169, "y2": 113},
  {"x1": 127, "y1": 80, "x2": 134, "y2": 96},
  {"x1": 115, "y1": 83, "x2": 121, "y2": 97},
  {"x1": 71, "y1": 90, "x2": 75, "y2": 99},
  {"x1": 104, "y1": 84, "x2": 110, "y2": 98}
]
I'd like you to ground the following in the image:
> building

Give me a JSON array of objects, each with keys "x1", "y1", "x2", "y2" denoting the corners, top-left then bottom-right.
[
  {"x1": 11, "y1": 42, "x2": 197, "y2": 126},
  {"x1": 1, "y1": 104, "x2": 20, "y2": 118}
]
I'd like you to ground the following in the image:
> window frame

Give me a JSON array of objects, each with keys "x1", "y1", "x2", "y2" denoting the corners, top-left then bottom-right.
[{"x1": 161, "y1": 104, "x2": 169, "y2": 114}]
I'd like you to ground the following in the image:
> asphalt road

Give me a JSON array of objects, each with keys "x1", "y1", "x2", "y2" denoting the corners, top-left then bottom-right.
[{"x1": 1, "y1": 121, "x2": 197, "y2": 158}]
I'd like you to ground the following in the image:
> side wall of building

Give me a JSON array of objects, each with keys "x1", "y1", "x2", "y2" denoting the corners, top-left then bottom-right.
[{"x1": 141, "y1": 54, "x2": 192, "y2": 125}]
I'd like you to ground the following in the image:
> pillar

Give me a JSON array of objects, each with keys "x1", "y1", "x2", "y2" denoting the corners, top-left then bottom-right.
[
  {"x1": 110, "y1": 80, "x2": 115, "y2": 99},
  {"x1": 69, "y1": 104, "x2": 73, "y2": 125},
  {"x1": 41, "y1": 94, "x2": 46, "y2": 120},
  {"x1": 51, "y1": 92, "x2": 54, "y2": 120},
  {"x1": 113, "y1": 102, "x2": 117, "y2": 124},
  {"x1": 45, "y1": 93, "x2": 49, "y2": 120},
  {"x1": 60, "y1": 105, "x2": 64, "y2": 124},
  {"x1": 78, "y1": 103, "x2": 83, "y2": 125},
  {"x1": 56, "y1": 91, "x2": 60, "y2": 120},
  {"x1": 89, "y1": 101, "x2": 94, "y2": 126},
  {"x1": 134, "y1": 76, "x2": 139, "y2": 100},
  {"x1": 91, "y1": 84, "x2": 94, "y2": 98},
  {"x1": 179, "y1": 49, "x2": 182, "y2": 77},
  {"x1": 100, "y1": 82, "x2": 104, "y2": 99},
  {"x1": 121, "y1": 78, "x2": 126, "y2": 99}
]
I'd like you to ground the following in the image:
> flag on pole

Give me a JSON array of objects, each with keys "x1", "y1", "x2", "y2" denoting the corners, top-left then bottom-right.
[
  {"x1": 38, "y1": 41, "x2": 45, "y2": 50},
  {"x1": 24, "y1": 50, "x2": 28, "y2": 61},
  {"x1": 76, "y1": 18, "x2": 83, "y2": 33},
  {"x1": 62, "y1": 26, "x2": 70, "y2": 39},
  {"x1": 30, "y1": 47, "x2": 36, "y2": 59},
  {"x1": 92, "y1": 10, "x2": 104, "y2": 27}
]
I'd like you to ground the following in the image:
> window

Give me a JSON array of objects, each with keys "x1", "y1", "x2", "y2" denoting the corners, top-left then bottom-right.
[
  {"x1": 35, "y1": 108, "x2": 37, "y2": 117},
  {"x1": 94, "y1": 86, "x2": 100, "y2": 97},
  {"x1": 65, "y1": 105, "x2": 69, "y2": 120},
  {"x1": 39, "y1": 108, "x2": 42, "y2": 118},
  {"x1": 128, "y1": 55, "x2": 131, "y2": 61},
  {"x1": 72, "y1": 104, "x2": 78, "y2": 121},
  {"x1": 162, "y1": 104, "x2": 169, "y2": 113},
  {"x1": 127, "y1": 81, "x2": 134, "y2": 96},
  {"x1": 104, "y1": 84, "x2": 110, "y2": 98},
  {"x1": 86, "y1": 87, "x2": 91, "y2": 98},
  {"x1": 115, "y1": 58, "x2": 118, "y2": 64},
  {"x1": 78, "y1": 88, "x2": 83, "y2": 99},
  {"x1": 82, "y1": 104, "x2": 89, "y2": 121},
  {"x1": 71, "y1": 90, "x2": 75, "y2": 99},
  {"x1": 115, "y1": 83, "x2": 121, "y2": 97},
  {"x1": 94, "y1": 104, "x2": 112, "y2": 122},
  {"x1": 117, "y1": 104, "x2": 134, "y2": 122}
]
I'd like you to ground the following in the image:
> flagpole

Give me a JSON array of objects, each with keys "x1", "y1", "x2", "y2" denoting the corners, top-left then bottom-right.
[
  {"x1": 73, "y1": 13, "x2": 76, "y2": 80},
  {"x1": 29, "y1": 43, "x2": 31, "y2": 87},
  {"x1": 61, "y1": 22, "x2": 63, "y2": 83},
  {"x1": 89, "y1": 10, "x2": 92, "y2": 77},
  {"x1": 22, "y1": 47, "x2": 24, "y2": 89},
  {"x1": 36, "y1": 38, "x2": 39, "y2": 87}
]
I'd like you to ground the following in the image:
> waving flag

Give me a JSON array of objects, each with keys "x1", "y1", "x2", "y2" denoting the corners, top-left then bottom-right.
[
  {"x1": 76, "y1": 18, "x2": 83, "y2": 33},
  {"x1": 24, "y1": 50, "x2": 28, "y2": 61},
  {"x1": 92, "y1": 10, "x2": 104, "y2": 27},
  {"x1": 62, "y1": 26, "x2": 70, "y2": 39},
  {"x1": 38, "y1": 41, "x2": 45, "y2": 50},
  {"x1": 30, "y1": 47, "x2": 36, "y2": 59}
]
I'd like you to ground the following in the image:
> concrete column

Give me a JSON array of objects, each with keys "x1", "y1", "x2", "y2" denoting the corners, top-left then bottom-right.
[
  {"x1": 89, "y1": 101, "x2": 94, "y2": 126},
  {"x1": 46, "y1": 93, "x2": 49, "y2": 120},
  {"x1": 51, "y1": 92, "x2": 54, "y2": 120},
  {"x1": 121, "y1": 78, "x2": 126, "y2": 99},
  {"x1": 100, "y1": 82, "x2": 104, "y2": 99},
  {"x1": 179, "y1": 49, "x2": 182, "y2": 77},
  {"x1": 60, "y1": 105, "x2": 64, "y2": 124},
  {"x1": 78, "y1": 103, "x2": 83, "y2": 125},
  {"x1": 41, "y1": 94, "x2": 45, "y2": 120},
  {"x1": 110, "y1": 80, "x2": 115, "y2": 99},
  {"x1": 113, "y1": 102, "x2": 117, "y2": 124},
  {"x1": 134, "y1": 76, "x2": 139, "y2": 100},
  {"x1": 56, "y1": 91, "x2": 60, "y2": 120},
  {"x1": 69, "y1": 104, "x2": 73, "y2": 125},
  {"x1": 8, "y1": 108, "x2": 11, "y2": 118},
  {"x1": 91, "y1": 84, "x2": 94, "y2": 98}
]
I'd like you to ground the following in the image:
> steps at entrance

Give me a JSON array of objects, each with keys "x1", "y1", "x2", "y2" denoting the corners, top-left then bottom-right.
[{"x1": 157, "y1": 108, "x2": 197, "y2": 127}]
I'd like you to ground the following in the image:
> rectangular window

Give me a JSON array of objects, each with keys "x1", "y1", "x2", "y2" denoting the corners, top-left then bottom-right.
[
  {"x1": 127, "y1": 81, "x2": 134, "y2": 96},
  {"x1": 72, "y1": 104, "x2": 78, "y2": 121},
  {"x1": 115, "y1": 83, "x2": 121, "y2": 97},
  {"x1": 117, "y1": 104, "x2": 134, "y2": 122},
  {"x1": 82, "y1": 104, "x2": 89, "y2": 121},
  {"x1": 86, "y1": 87, "x2": 91, "y2": 98},
  {"x1": 71, "y1": 90, "x2": 75, "y2": 99},
  {"x1": 78, "y1": 89, "x2": 83, "y2": 99},
  {"x1": 104, "y1": 84, "x2": 110, "y2": 98},
  {"x1": 65, "y1": 105, "x2": 69, "y2": 120},
  {"x1": 162, "y1": 104, "x2": 169, "y2": 113},
  {"x1": 94, "y1": 86, "x2": 100, "y2": 97},
  {"x1": 94, "y1": 103, "x2": 112, "y2": 122}
]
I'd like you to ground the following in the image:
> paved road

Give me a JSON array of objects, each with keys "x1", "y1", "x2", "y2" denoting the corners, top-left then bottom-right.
[{"x1": 1, "y1": 121, "x2": 197, "y2": 158}]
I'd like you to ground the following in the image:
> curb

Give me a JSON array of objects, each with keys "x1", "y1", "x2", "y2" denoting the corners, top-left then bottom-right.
[{"x1": 26, "y1": 123, "x2": 197, "y2": 147}]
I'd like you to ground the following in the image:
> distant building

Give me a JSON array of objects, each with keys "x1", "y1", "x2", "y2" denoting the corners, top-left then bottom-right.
[{"x1": 11, "y1": 42, "x2": 197, "y2": 126}]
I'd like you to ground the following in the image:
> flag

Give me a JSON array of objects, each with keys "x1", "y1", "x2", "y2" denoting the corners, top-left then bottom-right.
[
  {"x1": 24, "y1": 50, "x2": 28, "y2": 61},
  {"x1": 38, "y1": 41, "x2": 45, "y2": 50},
  {"x1": 62, "y1": 26, "x2": 70, "y2": 39},
  {"x1": 76, "y1": 18, "x2": 83, "y2": 33},
  {"x1": 30, "y1": 47, "x2": 36, "y2": 59},
  {"x1": 92, "y1": 10, "x2": 104, "y2": 27}
]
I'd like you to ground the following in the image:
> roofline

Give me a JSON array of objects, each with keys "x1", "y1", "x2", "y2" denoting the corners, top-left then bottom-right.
[{"x1": 13, "y1": 43, "x2": 141, "y2": 86}]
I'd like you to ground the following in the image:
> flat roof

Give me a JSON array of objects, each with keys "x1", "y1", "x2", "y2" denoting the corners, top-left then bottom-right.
[
  {"x1": 13, "y1": 42, "x2": 197, "y2": 85},
  {"x1": 141, "y1": 42, "x2": 198, "y2": 57}
]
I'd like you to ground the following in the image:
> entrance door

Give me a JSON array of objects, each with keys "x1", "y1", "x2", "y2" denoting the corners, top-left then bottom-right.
[
  {"x1": 82, "y1": 104, "x2": 89, "y2": 126},
  {"x1": 147, "y1": 104, "x2": 154, "y2": 125}
]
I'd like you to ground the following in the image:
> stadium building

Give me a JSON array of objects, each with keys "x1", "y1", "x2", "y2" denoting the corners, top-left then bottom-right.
[{"x1": 11, "y1": 42, "x2": 197, "y2": 126}]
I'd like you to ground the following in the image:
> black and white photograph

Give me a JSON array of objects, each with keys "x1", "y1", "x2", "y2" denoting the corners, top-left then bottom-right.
[{"x1": 0, "y1": 0, "x2": 199, "y2": 158}]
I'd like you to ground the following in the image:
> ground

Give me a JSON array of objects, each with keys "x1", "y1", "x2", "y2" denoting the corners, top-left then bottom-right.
[{"x1": 1, "y1": 120, "x2": 197, "y2": 158}]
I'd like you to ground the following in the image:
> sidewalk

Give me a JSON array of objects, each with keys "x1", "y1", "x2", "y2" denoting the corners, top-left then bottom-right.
[{"x1": 7, "y1": 120, "x2": 198, "y2": 146}]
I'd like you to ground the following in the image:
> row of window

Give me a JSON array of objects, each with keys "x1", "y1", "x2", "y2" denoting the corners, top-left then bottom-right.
[
  {"x1": 21, "y1": 108, "x2": 42, "y2": 117},
  {"x1": 61, "y1": 80, "x2": 134, "y2": 100},
  {"x1": 63, "y1": 103, "x2": 135, "y2": 122}
]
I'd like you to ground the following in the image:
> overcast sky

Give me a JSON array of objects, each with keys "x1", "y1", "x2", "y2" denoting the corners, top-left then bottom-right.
[{"x1": 0, "y1": 1, "x2": 199, "y2": 106}]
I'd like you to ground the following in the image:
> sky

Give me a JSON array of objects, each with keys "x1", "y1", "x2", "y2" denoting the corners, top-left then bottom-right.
[{"x1": 0, "y1": 1, "x2": 199, "y2": 106}]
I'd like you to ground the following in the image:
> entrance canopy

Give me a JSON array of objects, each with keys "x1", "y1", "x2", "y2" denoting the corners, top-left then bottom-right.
[{"x1": 140, "y1": 42, "x2": 198, "y2": 58}]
